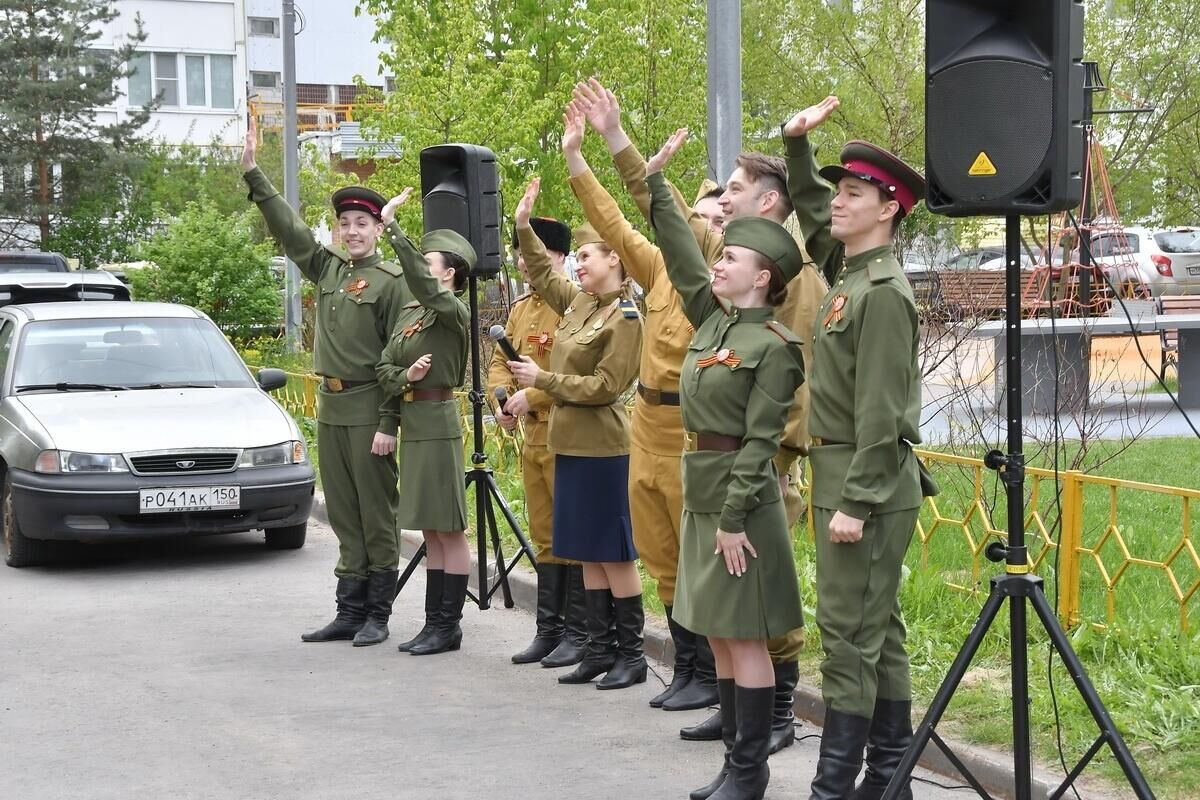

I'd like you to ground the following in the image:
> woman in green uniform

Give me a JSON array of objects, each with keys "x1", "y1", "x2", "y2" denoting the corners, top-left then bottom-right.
[
  {"x1": 375, "y1": 189, "x2": 474, "y2": 656},
  {"x1": 646, "y1": 129, "x2": 806, "y2": 800},
  {"x1": 508, "y1": 177, "x2": 646, "y2": 691}
]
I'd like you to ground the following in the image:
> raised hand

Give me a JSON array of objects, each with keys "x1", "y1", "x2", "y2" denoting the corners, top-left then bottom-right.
[
  {"x1": 242, "y1": 115, "x2": 258, "y2": 171},
  {"x1": 782, "y1": 95, "x2": 840, "y2": 137},
  {"x1": 646, "y1": 127, "x2": 688, "y2": 176},
  {"x1": 515, "y1": 178, "x2": 540, "y2": 228},
  {"x1": 573, "y1": 78, "x2": 622, "y2": 136},
  {"x1": 561, "y1": 102, "x2": 585, "y2": 154},
  {"x1": 381, "y1": 187, "x2": 414, "y2": 225}
]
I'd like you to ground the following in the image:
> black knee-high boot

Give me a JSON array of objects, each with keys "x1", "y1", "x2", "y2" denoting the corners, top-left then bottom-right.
[
  {"x1": 409, "y1": 572, "x2": 467, "y2": 656},
  {"x1": 663, "y1": 629, "x2": 719, "y2": 710},
  {"x1": 596, "y1": 594, "x2": 646, "y2": 690},
  {"x1": 710, "y1": 685, "x2": 773, "y2": 800},
  {"x1": 352, "y1": 569, "x2": 397, "y2": 646},
  {"x1": 809, "y1": 708, "x2": 872, "y2": 800},
  {"x1": 541, "y1": 564, "x2": 587, "y2": 668},
  {"x1": 300, "y1": 576, "x2": 367, "y2": 642},
  {"x1": 767, "y1": 660, "x2": 800, "y2": 753},
  {"x1": 397, "y1": 569, "x2": 443, "y2": 652},
  {"x1": 557, "y1": 589, "x2": 617, "y2": 684},
  {"x1": 512, "y1": 562, "x2": 567, "y2": 663},
  {"x1": 850, "y1": 699, "x2": 914, "y2": 800},
  {"x1": 689, "y1": 678, "x2": 737, "y2": 800}
]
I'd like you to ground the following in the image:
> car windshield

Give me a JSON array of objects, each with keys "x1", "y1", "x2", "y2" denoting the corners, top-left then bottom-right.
[
  {"x1": 1153, "y1": 230, "x2": 1200, "y2": 253},
  {"x1": 0, "y1": 260, "x2": 61, "y2": 273},
  {"x1": 12, "y1": 317, "x2": 256, "y2": 391}
]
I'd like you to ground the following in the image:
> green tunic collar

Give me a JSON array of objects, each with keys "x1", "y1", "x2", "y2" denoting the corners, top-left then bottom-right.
[
  {"x1": 725, "y1": 305, "x2": 774, "y2": 323},
  {"x1": 843, "y1": 244, "x2": 894, "y2": 274},
  {"x1": 350, "y1": 252, "x2": 382, "y2": 270}
]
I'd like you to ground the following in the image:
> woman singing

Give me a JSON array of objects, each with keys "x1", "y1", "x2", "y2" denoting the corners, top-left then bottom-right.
[
  {"x1": 508, "y1": 177, "x2": 646, "y2": 690},
  {"x1": 376, "y1": 188, "x2": 474, "y2": 656},
  {"x1": 647, "y1": 129, "x2": 806, "y2": 800}
]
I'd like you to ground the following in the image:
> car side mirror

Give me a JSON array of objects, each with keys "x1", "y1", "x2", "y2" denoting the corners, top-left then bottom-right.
[{"x1": 257, "y1": 368, "x2": 287, "y2": 392}]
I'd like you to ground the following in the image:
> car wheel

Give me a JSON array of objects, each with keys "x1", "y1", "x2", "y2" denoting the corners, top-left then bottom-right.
[
  {"x1": 264, "y1": 522, "x2": 307, "y2": 550},
  {"x1": 2, "y1": 474, "x2": 53, "y2": 568}
]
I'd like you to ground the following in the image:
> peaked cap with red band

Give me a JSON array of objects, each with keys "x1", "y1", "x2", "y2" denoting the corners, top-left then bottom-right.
[
  {"x1": 818, "y1": 141, "x2": 925, "y2": 215},
  {"x1": 331, "y1": 186, "x2": 387, "y2": 221}
]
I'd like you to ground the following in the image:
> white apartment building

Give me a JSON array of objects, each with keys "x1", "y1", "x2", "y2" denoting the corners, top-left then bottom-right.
[{"x1": 94, "y1": 0, "x2": 391, "y2": 148}]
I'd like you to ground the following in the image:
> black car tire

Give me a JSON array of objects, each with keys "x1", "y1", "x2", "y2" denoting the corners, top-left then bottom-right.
[
  {"x1": 265, "y1": 522, "x2": 307, "y2": 550},
  {"x1": 2, "y1": 474, "x2": 54, "y2": 568}
]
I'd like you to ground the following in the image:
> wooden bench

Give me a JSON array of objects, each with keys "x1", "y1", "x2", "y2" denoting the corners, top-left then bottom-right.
[
  {"x1": 931, "y1": 270, "x2": 1009, "y2": 321},
  {"x1": 1159, "y1": 295, "x2": 1200, "y2": 380}
]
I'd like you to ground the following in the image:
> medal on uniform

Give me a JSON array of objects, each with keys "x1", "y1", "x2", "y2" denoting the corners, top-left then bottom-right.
[
  {"x1": 696, "y1": 347, "x2": 741, "y2": 369},
  {"x1": 402, "y1": 319, "x2": 424, "y2": 338},
  {"x1": 526, "y1": 331, "x2": 553, "y2": 355},
  {"x1": 346, "y1": 277, "x2": 369, "y2": 295},
  {"x1": 824, "y1": 294, "x2": 848, "y2": 327}
]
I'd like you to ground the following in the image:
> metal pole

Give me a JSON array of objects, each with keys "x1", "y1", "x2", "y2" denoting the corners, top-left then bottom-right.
[
  {"x1": 282, "y1": 0, "x2": 302, "y2": 352},
  {"x1": 705, "y1": 0, "x2": 741, "y2": 184}
]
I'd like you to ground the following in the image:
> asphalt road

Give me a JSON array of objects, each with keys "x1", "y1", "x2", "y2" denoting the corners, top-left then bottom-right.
[{"x1": 1, "y1": 519, "x2": 969, "y2": 800}]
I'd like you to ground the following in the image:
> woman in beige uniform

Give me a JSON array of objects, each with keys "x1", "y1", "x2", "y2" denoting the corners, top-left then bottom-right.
[{"x1": 508, "y1": 177, "x2": 646, "y2": 690}]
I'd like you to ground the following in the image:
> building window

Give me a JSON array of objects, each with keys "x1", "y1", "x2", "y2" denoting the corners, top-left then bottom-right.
[
  {"x1": 251, "y1": 71, "x2": 280, "y2": 89},
  {"x1": 127, "y1": 52, "x2": 235, "y2": 110},
  {"x1": 248, "y1": 17, "x2": 280, "y2": 37},
  {"x1": 297, "y1": 83, "x2": 332, "y2": 104}
]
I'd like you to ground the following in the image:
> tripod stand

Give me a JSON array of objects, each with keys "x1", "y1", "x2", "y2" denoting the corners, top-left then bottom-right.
[
  {"x1": 882, "y1": 218, "x2": 1154, "y2": 799},
  {"x1": 395, "y1": 272, "x2": 538, "y2": 610}
]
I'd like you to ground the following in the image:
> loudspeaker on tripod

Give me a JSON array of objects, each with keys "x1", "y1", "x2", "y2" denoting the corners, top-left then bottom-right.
[
  {"x1": 925, "y1": 0, "x2": 1085, "y2": 216},
  {"x1": 419, "y1": 144, "x2": 503, "y2": 276}
]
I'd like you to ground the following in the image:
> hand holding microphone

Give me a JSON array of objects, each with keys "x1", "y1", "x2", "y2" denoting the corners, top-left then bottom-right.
[
  {"x1": 491, "y1": 324, "x2": 541, "y2": 388},
  {"x1": 494, "y1": 386, "x2": 518, "y2": 431}
]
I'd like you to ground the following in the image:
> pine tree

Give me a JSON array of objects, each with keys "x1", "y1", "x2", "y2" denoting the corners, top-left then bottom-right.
[{"x1": 0, "y1": 0, "x2": 152, "y2": 249}]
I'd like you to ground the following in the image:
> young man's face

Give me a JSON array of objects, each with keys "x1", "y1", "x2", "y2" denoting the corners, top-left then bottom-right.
[
  {"x1": 719, "y1": 167, "x2": 777, "y2": 221},
  {"x1": 338, "y1": 210, "x2": 383, "y2": 259},
  {"x1": 693, "y1": 196, "x2": 725, "y2": 234},
  {"x1": 829, "y1": 176, "x2": 898, "y2": 243}
]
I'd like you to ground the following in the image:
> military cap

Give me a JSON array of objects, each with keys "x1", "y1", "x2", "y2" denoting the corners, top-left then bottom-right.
[
  {"x1": 693, "y1": 178, "x2": 723, "y2": 205},
  {"x1": 421, "y1": 229, "x2": 477, "y2": 271},
  {"x1": 513, "y1": 217, "x2": 572, "y2": 255},
  {"x1": 723, "y1": 216, "x2": 804, "y2": 283},
  {"x1": 331, "y1": 186, "x2": 387, "y2": 221},
  {"x1": 573, "y1": 222, "x2": 605, "y2": 249},
  {"x1": 818, "y1": 140, "x2": 925, "y2": 215}
]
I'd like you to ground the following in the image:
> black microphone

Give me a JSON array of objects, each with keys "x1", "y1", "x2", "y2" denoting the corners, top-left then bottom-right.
[
  {"x1": 488, "y1": 324, "x2": 522, "y2": 362},
  {"x1": 493, "y1": 386, "x2": 510, "y2": 416}
]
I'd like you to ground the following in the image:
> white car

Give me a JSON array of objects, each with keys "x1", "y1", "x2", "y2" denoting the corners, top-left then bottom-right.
[
  {"x1": 1083, "y1": 226, "x2": 1200, "y2": 297},
  {"x1": 0, "y1": 302, "x2": 315, "y2": 567}
]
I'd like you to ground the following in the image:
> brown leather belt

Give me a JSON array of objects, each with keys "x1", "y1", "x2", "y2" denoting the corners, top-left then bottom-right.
[
  {"x1": 402, "y1": 388, "x2": 454, "y2": 402},
  {"x1": 684, "y1": 432, "x2": 743, "y2": 452},
  {"x1": 638, "y1": 384, "x2": 681, "y2": 406},
  {"x1": 321, "y1": 377, "x2": 373, "y2": 392}
]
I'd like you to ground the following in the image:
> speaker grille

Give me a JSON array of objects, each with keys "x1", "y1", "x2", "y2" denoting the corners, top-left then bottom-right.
[{"x1": 927, "y1": 60, "x2": 1053, "y2": 202}]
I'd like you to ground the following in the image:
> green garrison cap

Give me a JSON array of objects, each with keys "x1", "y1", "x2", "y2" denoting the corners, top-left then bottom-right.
[
  {"x1": 330, "y1": 186, "x2": 386, "y2": 220},
  {"x1": 421, "y1": 229, "x2": 477, "y2": 271},
  {"x1": 573, "y1": 222, "x2": 605, "y2": 249},
  {"x1": 722, "y1": 217, "x2": 804, "y2": 282}
]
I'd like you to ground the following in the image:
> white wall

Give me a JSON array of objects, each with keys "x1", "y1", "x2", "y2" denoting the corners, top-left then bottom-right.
[
  {"x1": 96, "y1": 0, "x2": 247, "y2": 147},
  {"x1": 244, "y1": 0, "x2": 389, "y2": 86}
]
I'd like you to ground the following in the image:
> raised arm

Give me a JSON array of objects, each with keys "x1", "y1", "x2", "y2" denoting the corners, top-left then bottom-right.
[
  {"x1": 381, "y1": 189, "x2": 469, "y2": 330},
  {"x1": 782, "y1": 96, "x2": 845, "y2": 285},
  {"x1": 562, "y1": 101, "x2": 663, "y2": 292},
  {"x1": 515, "y1": 179, "x2": 578, "y2": 315},
  {"x1": 241, "y1": 117, "x2": 326, "y2": 284},
  {"x1": 645, "y1": 130, "x2": 718, "y2": 326}
]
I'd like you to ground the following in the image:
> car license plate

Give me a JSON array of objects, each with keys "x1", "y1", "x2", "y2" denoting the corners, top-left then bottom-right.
[
  {"x1": 139, "y1": 486, "x2": 240, "y2": 514},
  {"x1": 1188, "y1": 266, "x2": 1200, "y2": 276}
]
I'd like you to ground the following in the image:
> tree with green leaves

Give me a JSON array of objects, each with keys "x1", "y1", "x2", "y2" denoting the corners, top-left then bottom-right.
[
  {"x1": 0, "y1": 0, "x2": 152, "y2": 249},
  {"x1": 132, "y1": 203, "x2": 281, "y2": 343}
]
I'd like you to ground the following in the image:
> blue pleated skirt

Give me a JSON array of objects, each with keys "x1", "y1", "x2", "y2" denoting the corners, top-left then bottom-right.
[{"x1": 551, "y1": 454, "x2": 637, "y2": 562}]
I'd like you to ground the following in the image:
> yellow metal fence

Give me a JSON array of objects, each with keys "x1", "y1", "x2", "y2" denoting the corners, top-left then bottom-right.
[{"x1": 261, "y1": 368, "x2": 1198, "y2": 634}]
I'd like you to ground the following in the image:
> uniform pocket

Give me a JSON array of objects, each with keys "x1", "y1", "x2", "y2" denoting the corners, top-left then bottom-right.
[{"x1": 681, "y1": 449, "x2": 737, "y2": 513}]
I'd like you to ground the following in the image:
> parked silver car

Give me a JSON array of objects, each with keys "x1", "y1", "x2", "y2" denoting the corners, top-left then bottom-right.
[{"x1": 0, "y1": 302, "x2": 315, "y2": 567}]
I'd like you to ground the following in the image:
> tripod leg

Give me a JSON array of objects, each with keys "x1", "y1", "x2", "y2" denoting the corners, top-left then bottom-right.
[
  {"x1": 468, "y1": 470, "x2": 488, "y2": 610},
  {"x1": 1028, "y1": 588, "x2": 1156, "y2": 799},
  {"x1": 1010, "y1": 591, "x2": 1033, "y2": 800},
  {"x1": 881, "y1": 584, "x2": 1008, "y2": 800},
  {"x1": 394, "y1": 542, "x2": 427, "y2": 600},
  {"x1": 485, "y1": 472, "x2": 539, "y2": 565},
  {"x1": 482, "y1": 487, "x2": 514, "y2": 608}
]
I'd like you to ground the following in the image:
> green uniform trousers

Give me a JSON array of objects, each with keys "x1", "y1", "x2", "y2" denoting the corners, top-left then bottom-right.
[
  {"x1": 766, "y1": 456, "x2": 808, "y2": 664},
  {"x1": 522, "y1": 442, "x2": 573, "y2": 565},
  {"x1": 318, "y1": 421, "x2": 401, "y2": 578},
  {"x1": 813, "y1": 504, "x2": 918, "y2": 718}
]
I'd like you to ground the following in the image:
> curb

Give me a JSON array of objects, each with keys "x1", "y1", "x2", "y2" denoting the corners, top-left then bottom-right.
[{"x1": 310, "y1": 491, "x2": 1057, "y2": 800}]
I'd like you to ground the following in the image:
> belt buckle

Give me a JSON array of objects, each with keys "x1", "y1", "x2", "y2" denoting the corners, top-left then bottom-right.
[
  {"x1": 326, "y1": 377, "x2": 344, "y2": 392},
  {"x1": 402, "y1": 390, "x2": 414, "y2": 402},
  {"x1": 642, "y1": 386, "x2": 661, "y2": 404},
  {"x1": 684, "y1": 431, "x2": 697, "y2": 452}
]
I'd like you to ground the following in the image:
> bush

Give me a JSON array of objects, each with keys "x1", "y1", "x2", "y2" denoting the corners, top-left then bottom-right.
[{"x1": 134, "y1": 203, "x2": 282, "y2": 343}]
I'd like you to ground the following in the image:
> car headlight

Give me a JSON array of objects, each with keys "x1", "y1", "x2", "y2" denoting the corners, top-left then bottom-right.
[
  {"x1": 239, "y1": 441, "x2": 307, "y2": 468},
  {"x1": 35, "y1": 450, "x2": 129, "y2": 474}
]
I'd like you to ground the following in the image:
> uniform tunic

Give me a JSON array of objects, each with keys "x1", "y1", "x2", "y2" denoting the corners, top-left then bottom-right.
[
  {"x1": 245, "y1": 167, "x2": 410, "y2": 577},
  {"x1": 614, "y1": 143, "x2": 817, "y2": 660},
  {"x1": 784, "y1": 132, "x2": 928, "y2": 717},
  {"x1": 485, "y1": 291, "x2": 569, "y2": 564},
  {"x1": 569, "y1": 167, "x2": 692, "y2": 604},
  {"x1": 376, "y1": 223, "x2": 469, "y2": 532},
  {"x1": 517, "y1": 222, "x2": 643, "y2": 562},
  {"x1": 647, "y1": 171, "x2": 806, "y2": 640}
]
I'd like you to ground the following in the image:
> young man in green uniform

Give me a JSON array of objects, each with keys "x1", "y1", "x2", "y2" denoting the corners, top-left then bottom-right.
[
  {"x1": 241, "y1": 118, "x2": 411, "y2": 647},
  {"x1": 573, "y1": 78, "x2": 822, "y2": 752},
  {"x1": 781, "y1": 96, "x2": 935, "y2": 800}
]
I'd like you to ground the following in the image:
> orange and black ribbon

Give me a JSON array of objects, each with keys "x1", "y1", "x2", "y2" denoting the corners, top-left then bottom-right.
[
  {"x1": 526, "y1": 332, "x2": 554, "y2": 355},
  {"x1": 823, "y1": 294, "x2": 848, "y2": 327},
  {"x1": 401, "y1": 319, "x2": 424, "y2": 338},
  {"x1": 696, "y1": 348, "x2": 741, "y2": 369},
  {"x1": 346, "y1": 277, "x2": 369, "y2": 295}
]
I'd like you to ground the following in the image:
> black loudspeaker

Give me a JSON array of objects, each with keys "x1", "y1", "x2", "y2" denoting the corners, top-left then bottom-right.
[
  {"x1": 419, "y1": 144, "x2": 502, "y2": 277},
  {"x1": 925, "y1": 0, "x2": 1085, "y2": 217}
]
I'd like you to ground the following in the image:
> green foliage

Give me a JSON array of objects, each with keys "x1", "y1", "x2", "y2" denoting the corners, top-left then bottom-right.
[
  {"x1": 133, "y1": 203, "x2": 281, "y2": 342},
  {"x1": 0, "y1": 0, "x2": 153, "y2": 249}
]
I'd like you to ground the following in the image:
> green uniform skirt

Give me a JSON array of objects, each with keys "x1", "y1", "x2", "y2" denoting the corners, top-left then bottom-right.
[
  {"x1": 673, "y1": 500, "x2": 804, "y2": 640},
  {"x1": 397, "y1": 436, "x2": 467, "y2": 532}
]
